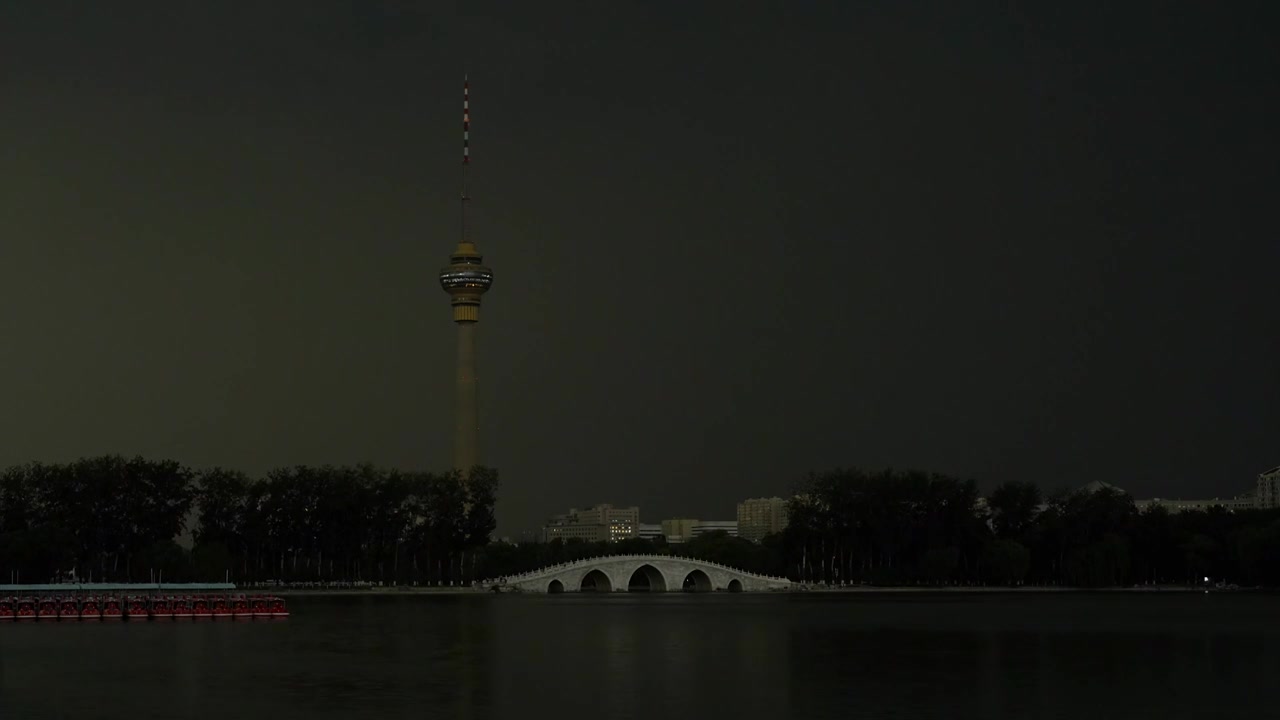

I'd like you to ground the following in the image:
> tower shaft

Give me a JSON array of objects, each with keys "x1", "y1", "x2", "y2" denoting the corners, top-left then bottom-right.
[{"x1": 453, "y1": 320, "x2": 479, "y2": 472}]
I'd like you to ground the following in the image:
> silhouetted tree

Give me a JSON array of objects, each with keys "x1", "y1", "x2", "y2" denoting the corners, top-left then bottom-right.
[
  {"x1": 982, "y1": 540, "x2": 1030, "y2": 586},
  {"x1": 987, "y1": 481, "x2": 1042, "y2": 541}
]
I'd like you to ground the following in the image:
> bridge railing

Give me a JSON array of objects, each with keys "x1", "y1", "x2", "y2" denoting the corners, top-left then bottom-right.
[{"x1": 479, "y1": 553, "x2": 791, "y2": 586}]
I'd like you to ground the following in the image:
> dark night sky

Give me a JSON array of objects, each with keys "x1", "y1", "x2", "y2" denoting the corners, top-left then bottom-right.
[{"x1": 1, "y1": 1, "x2": 1276, "y2": 535}]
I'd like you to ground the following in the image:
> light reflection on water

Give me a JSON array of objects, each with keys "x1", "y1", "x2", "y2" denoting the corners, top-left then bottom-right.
[{"x1": 0, "y1": 593, "x2": 1275, "y2": 719}]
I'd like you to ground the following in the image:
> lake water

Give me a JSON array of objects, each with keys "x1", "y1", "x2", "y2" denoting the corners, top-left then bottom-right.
[{"x1": 1, "y1": 592, "x2": 1275, "y2": 719}]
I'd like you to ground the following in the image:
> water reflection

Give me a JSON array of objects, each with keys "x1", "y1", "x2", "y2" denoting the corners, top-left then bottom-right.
[
  {"x1": 0, "y1": 593, "x2": 1276, "y2": 719},
  {"x1": 0, "y1": 595, "x2": 498, "y2": 719},
  {"x1": 489, "y1": 595, "x2": 789, "y2": 717},
  {"x1": 784, "y1": 593, "x2": 1280, "y2": 720}
]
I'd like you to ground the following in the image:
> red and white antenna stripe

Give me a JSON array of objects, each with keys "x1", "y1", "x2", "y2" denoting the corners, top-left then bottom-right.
[{"x1": 460, "y1": 75, "x2": 471, "y2": 244}]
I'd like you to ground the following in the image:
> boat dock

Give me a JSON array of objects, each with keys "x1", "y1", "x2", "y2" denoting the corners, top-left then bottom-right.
[{"x1": 0, "y1": 583, "x2": 288, "y2": 621}]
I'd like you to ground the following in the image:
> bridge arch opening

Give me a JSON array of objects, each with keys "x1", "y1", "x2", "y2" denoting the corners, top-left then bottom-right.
[
  {"x1": 580, "y1": 570, "x2": 613, "y2": 593},
  {"x1": 682, "y1": 569, "x2": 713, "y2": 592},
  {"x1": 627, "y1": 564, "x2": 668, "y2": 593},
  {"x1": 548, "y1": 579, "x2": 564, "y2": 594},
  {"x1": 727, "y1": 579, "x2": 743, "y2": 593}
]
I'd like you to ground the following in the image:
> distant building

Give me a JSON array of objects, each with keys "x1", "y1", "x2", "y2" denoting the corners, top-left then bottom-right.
[
  {"x1": 737, "y1": 497, "x2": 789, "y2": 542},
  {"x1": 606, "y1": 520, "x2": 637, "y2": 542},
  {"x1": 661, "y1": 518, "x2": 698, "y2": 544},
  {"x1": 660, "y1": 518, "x2": 737, "y2": 543},
  {"x1": 1135, "y1": 495, "x2": 1255, "y2": 514},
  {"x1": 1069, "y1": 478, "x2": 1262, "y2": 515},
  {"x1": 1131, "y1": 470, "x2": 1275, "y2": 514},
  {"x1": 574, "y1": 504, "x2": 640, "y2": 527},
  {"x1": 1258, "y1": 467, "x2": 1280, "y2": 509},
  {"x1": 978, "y1": 478, "x2": 1269, "y2": 519},
  {"x1": 541, "y1": 504, "x2": 640, "y2": 543},
  {"x1": 692, "y1": 520, "x2": 738, "y2": 538},
  {"x1": 543, "y1": 523, "x2": 607, "y2": 543},
  {"x1": 638, "y1": 523, "x2": 663, "y2": 541}
]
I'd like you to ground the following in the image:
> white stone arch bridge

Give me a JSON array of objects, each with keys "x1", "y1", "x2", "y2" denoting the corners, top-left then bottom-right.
[{"x1": 481, "y1": 554, "x2": 792, "y2": 593}]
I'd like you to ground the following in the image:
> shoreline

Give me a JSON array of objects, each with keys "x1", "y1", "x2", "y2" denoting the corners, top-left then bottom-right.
[
  {"x1": 268, "y1": 587, "x2": 485, "y2": 597},
  {"x1": 265, "y1": 584, "x2": 1262, "y2": 597},
  {"x1": 791, "y1": 585, "x2": 1254, "y2": 593}
]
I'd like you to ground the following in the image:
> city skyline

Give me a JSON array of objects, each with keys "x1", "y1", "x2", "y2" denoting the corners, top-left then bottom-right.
[
  {"x1": 0, "y1": 2, "x2": 1276, "y2": 536},
  {"x1": 526, "y1": 465, "x2": 1277, "y2": 541}
]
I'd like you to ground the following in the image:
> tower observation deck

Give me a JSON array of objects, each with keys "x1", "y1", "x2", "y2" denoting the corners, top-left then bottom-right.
[{"x1": 439, "y1": 76, "x2": 492, "y2": 472}]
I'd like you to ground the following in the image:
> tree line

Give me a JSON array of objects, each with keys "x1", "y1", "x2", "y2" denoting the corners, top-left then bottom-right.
[
  {"x1": 482, "y1": 469, "x2": 1280, "y2": 589},
  {"x1": 3, "y1": 458, "x2": 1277, "y2": 588},
  {"x1": 779, "y1": 469, "x2": 1280, "y2": 587},
  {"x1": 0, "y1": 456, "x2": 497, "y2": 586}
]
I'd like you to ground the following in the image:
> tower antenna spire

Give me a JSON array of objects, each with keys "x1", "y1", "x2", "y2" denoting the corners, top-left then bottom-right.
[{"x1": 461, "y1": 74, "x2": 470, "y2": 244}]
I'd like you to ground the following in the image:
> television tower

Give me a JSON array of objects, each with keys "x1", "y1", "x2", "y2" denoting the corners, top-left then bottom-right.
[{"x1": 439, "y1": 76, "x2": 493, "y2": 473}]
